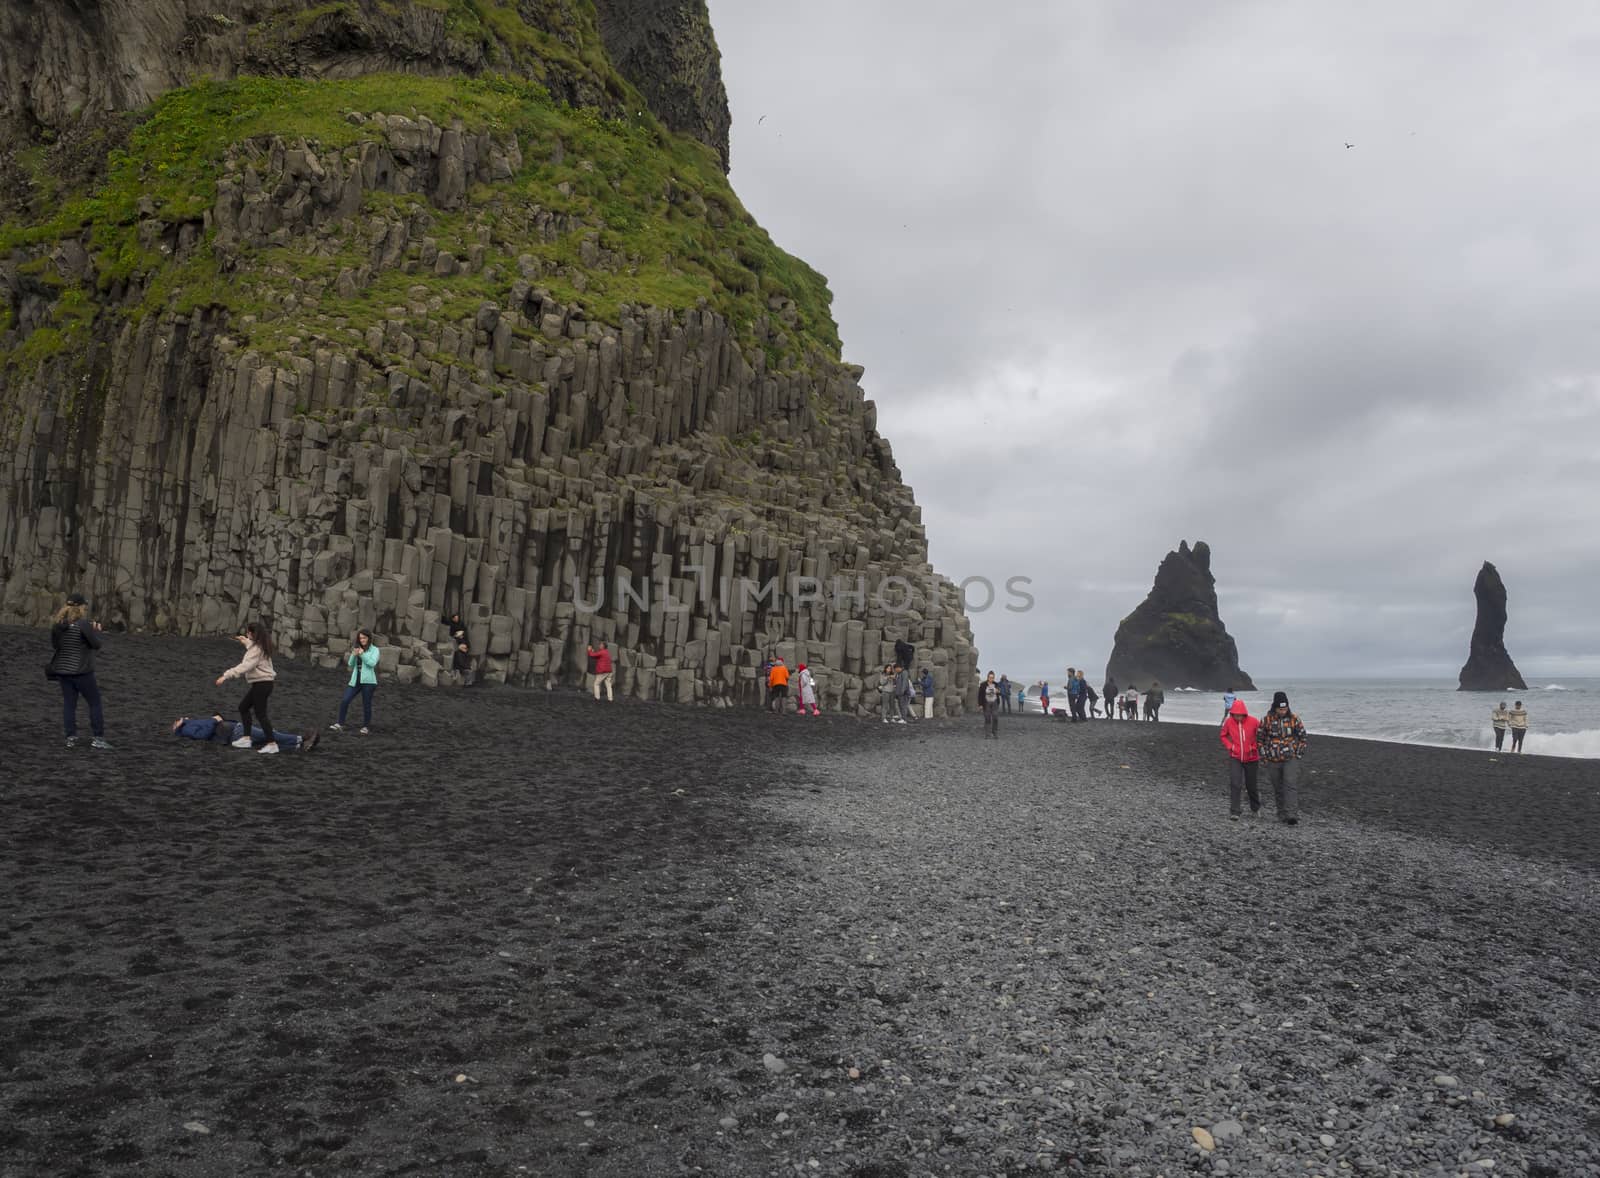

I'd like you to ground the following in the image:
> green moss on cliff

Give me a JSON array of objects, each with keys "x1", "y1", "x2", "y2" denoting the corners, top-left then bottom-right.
[{"x1": 3, "y1": 70, "x2": 837, "y2": 373}]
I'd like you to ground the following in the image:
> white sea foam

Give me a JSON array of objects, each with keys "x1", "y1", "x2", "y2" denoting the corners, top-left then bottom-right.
[
  {"x1": 1541, "y1": 684, "x2": 1569, "y2": 691},
  {"x1": 1523, "y1": 728, "x2": 1600, "y2": 759}
]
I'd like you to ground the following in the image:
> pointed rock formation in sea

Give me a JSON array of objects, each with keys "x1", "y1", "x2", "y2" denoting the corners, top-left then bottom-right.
[
  {"x1": 1106, "y1": 540, "x2": 1255, "y2": 692},
  {"x1": 1457, "y1": 562, "x2": 1527, "y2": 692}
]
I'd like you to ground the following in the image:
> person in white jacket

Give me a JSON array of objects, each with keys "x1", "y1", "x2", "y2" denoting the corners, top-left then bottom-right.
[
  {"x1": 797, "y1": 663, "x2": 819, "y2": 715},
  {"x1": 215, "y1": 621, "x2": 281, "y2": 754}
]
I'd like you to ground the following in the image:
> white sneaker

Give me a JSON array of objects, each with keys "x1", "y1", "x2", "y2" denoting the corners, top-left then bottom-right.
[
  {"x1": 258, "y1": 742, "x2": 280, "y2": 755},
  {"x1": 231, "y1": 737, "x2": 253, "y2": 749},
  {"x1": 359, "y1": 726, "x2": 370, "y2": 735},
  {"x1": 328, "y1": 723, "x2": 344, "y2": 732}
]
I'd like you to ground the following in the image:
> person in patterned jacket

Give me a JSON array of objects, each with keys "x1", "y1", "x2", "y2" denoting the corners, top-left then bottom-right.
[{"x1": 1256, "y1": 691, "x2": 1308, "y2": 825}]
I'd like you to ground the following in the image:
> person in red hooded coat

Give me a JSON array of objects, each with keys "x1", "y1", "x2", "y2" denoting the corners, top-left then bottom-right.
[{"x1": 1219, "y1": 698, "x2": 1262, "y2": 819}]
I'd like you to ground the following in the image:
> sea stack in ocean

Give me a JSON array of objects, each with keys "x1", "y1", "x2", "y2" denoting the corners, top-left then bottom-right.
[
  {"x1": 1106, "y1": 540, "x2": 1255, "y2": 692},
  {"x1": 1457, "y1": 562, "x2": 1527, "y2": 691}
]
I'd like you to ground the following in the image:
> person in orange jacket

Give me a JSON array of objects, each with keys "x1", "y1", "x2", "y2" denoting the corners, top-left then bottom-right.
[
  {"x1": 767, "y1": 657, "x2": 791, "y2": 714},
  {"x1": 1219, "y1": 698, "x2": 1262, "y2": 819}
]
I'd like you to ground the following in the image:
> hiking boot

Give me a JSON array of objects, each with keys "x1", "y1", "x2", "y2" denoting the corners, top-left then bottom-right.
[
  {"x1": 258, "y1": 742, "x2": 280, "y2": 755},
  {"x1": 90, "y1": 738, "x2": 113, "y2": 750},
  {"x1": 65, "y1": 735, "x2": 79, "y2": 748},
  {"x1": 231, "y1": 737, "x2": 253, "y2": 749}
]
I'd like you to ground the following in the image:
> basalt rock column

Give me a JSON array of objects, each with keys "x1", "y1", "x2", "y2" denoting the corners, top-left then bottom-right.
[{"x1": 1457, "y1": 562, "x2": 1527, "y2": 691}]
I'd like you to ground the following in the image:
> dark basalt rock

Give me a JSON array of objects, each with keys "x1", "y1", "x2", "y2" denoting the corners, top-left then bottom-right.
[
  {"x1": 1106, "y1": 540, "x2": 1255, "y2": 693},
  {"x1": 1457, "y1": 561, "x2": 1527, "y2": 691}
]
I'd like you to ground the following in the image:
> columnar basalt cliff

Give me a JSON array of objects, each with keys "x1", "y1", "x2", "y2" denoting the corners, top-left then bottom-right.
[
  {"x1": 1457, "y1": 561, "x2": 1526, "y2": 692},
  {"x1": 0, "y1": 2, "x2": 977, "y2": 711},
  {"x1": 1106, "y1": 540, "x2": 1254, "y2": 692}
]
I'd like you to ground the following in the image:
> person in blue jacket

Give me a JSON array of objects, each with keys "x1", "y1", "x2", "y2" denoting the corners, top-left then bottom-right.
[
  {"x1": 172, "y1": 714, "x2": 317, "y2": 752},
  {"x1": 331, "y1": 629, "x2": 381, "y2": 733}
]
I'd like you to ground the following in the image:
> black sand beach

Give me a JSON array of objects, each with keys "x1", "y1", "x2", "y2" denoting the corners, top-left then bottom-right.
[{"x1": 2, "y1": 627, "x2": 1597, "y2": 1177}]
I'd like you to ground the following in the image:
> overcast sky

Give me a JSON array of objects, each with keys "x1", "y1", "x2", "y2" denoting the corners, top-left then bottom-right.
[{"x1": 706, "y1": 0, "x2": 1600, "y2": 680}]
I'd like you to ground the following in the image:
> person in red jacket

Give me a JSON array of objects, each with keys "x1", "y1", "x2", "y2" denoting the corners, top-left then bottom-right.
[
  {"x1": 1219, "y1": 698, "x2": 1262, "y2": 819},
  {"x1": 587, "y1": 641, "x2": 614, "y2": 702}
]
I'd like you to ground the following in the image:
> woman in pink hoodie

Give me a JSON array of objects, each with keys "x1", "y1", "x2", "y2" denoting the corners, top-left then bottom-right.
[
  {"x1": 216, "y1": 621, "x2": 280, "y2": 754},
  {"x1": 1219, "y1": 698, "x2": 1261, "y2": 819}
]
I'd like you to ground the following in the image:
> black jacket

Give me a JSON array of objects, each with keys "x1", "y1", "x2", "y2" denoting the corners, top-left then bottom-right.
[{"x1": 49, "y1": 620, "x2": 102, "y2": 676}]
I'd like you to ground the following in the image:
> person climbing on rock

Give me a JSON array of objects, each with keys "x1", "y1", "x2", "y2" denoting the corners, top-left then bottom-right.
[
  {"x1": 894, "y1": 636, "x2": 915, "y2": 679},
  {"x1": 1508, "y1": 700, "x2": 1528, "y2": 752},
  {"x1": 450, "y1": 612, "x2": 473, "y2": 687},
  {"x1": 1257, "y1": 690, "x2": 1307, "y2": 824},
  {"x1": 1491, "y1": 701, "x2": 1509, "y2": 751},
  {"x1": 797, "y1": 663, "x2": 819, "y2": 715},
  {"x1": 1220, "y1": 698, "x2": 1262, "y2": 819},
  {"x1": 172, "y1": 714, "x2": 317, "y2": 752},
  {"x1": 215, "y1": 621, "x2": 280, "y2": 754},
  {"x1": 331, "y1": 630, "x2": 381, "y2": 731},
  {"x1": 587, "y1": 640, "x2": 614, "y2": 703},
  {"x1": 767, "y1": 657, "x2": 790, "y2": 713},
  {"x1": 47, "y1": 592, "x2": 111, "y2": 749},
  {"x1": 979, "y1": 671, "x2": 1002, "y2": 740}
]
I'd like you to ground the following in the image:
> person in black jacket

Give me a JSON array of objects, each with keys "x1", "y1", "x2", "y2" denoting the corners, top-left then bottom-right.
[
  {"x1": 47, "y1": 592, "x2": 112, "y2": 749},
  {"x1": 449, "y1": 612, "x2": 474, "y2": 686},
  {"x1": 894, "y1": 637, "x2": 915, "y2": 677}
]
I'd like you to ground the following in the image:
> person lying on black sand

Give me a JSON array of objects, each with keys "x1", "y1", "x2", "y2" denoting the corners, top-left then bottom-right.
[{"x1": 171, "y1": 715, "x2": 319, "y2": 752}]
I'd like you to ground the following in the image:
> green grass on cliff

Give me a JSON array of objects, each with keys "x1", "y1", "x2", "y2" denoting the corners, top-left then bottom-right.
[{"x1": 2, "y1": 70, "x2": 839, "y2": 371}]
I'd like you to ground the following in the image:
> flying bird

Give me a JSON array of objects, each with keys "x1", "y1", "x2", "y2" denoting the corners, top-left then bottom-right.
[
  {"x1": 1344, "y1": 142, "x2": 1354, "y2": 149},
  {"x1": 758, "y1": 114, "x2": 767, "y2": 125}
]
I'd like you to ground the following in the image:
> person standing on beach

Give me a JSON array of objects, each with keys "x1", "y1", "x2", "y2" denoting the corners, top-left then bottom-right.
[
  {"x1": 1220, "y1": 698, "x2": 1262, "y2": 819},
  {"x1": 332, "y1": 630, "x2": 381, "y2": 731},
  {"x1": 1508, "y1": 700, "x2": 1528, "y2": 752},
  {"x1": 1223, "y1": 689, "x2": 1238, "y2": 721},
  {"x1": 449, "y1": 612, "x2": 473, "y2": 687},
  {"x1": 920, "y1": 667, "x2": 935, "y2": 719},
  {"x1": 587, "y1": 641, "x2": 614, "y2": 703},
  {"x1": 216, "y1": 621, "x2": 280, "y2": 754},
  {"x1": 1257, "y1": 691, "x2": 1307, "y2": 824},
  {"x1": 1491, "y1": 701, "x2": 1510, "y2": 751},
  {"x1": 797, "y1": 663, "x2": 819, "y2": 715},
  {"x1": 880, "y1": 665, "x2": 900, "y2": 724},
  {"x1": 1102, "y1": 674, "x2": 1117, "y2": 720},
  {"x1": 1039, "y1": 681, "x2": 1050, "y2": 717},
  {"x1": 767, "y1": 657, "x2": 790, "y2": 714},
  {"x1": 895, "y1": 664, "x2": 915, "y2": 723},
  {"x1": 998, "y1": 674, "x2": 1012, "y2": 714},
  {"x1": 1144, "y1": 681, "x2": 1165, "y2": 721},
  {"x1": 47, "y1": 592, "x2": 112, "y2": 749},
  {"x1": 1065, "y1": 668, "x2": 1080, "y2": 721},
  {"x1": 979, "y1": 671, "x2": 1002, "y2": 739}
]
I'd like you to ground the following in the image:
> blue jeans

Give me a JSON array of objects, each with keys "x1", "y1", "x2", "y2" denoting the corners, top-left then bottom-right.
[
  {"x1": 230, "y1": 723, "x2": 300, "y2": 751},
  {"x1": 339, "y1": 684, "x2": 375, "y2": 727},
  {"x1": 60, "y1": 673, "x2": 104, "y2": 737}
]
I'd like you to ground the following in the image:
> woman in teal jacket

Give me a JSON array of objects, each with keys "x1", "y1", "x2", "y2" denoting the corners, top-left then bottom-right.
[{"x1": 331, "y1": 629, "x2": 380, "y2": 733}]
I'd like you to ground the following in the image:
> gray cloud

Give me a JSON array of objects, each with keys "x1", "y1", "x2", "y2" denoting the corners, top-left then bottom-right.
[{"x1": 708, "y1": 0, "x2": 1600, "y2": 678}]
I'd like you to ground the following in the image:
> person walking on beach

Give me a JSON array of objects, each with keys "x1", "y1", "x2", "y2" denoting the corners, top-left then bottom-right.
[
  {"x1": 1491, "y1": 701, "x2": 1510, "y2": 751},
  {"x1": 172, "y1": 714, "x2": 318, "y2": 752},
  {"x1": 1223, "y1": 688, "x2": 1238, "y2": 721},
  {"x1": 1016, "y1": 684, "x2": 1026, "y2": 712},
  {"x1": 767, "y1": 657, "x2": 790, "y2": 714},
  {"x1": 998, "y1": 674, "x2": 1012, "y2": 714},
  {"x1": 1085, "y1": 676, "x2": 1101, "y2": 718},
  {"x1": 1065, "y1": 668, "x2": 1081, "y2": 721},
  {"x1": 216, "y1": 621, "x2": 280, "y2": 754},
  {"x1": 449, "y1": 612, "x2": 473, "y2": 687},
  {"x1": 1144, "y1": 680, "x2": 1165, "y2": 721},
  {"x1": 332, "y1": 630, "x2": 381, "y2": 732},
  {"x1": 587, "y1": 641, "x2": 614, "y2": 703},
  {"x1": 1220, "y1": 698, "x2": 1262, "y2": 819},
  {"x1": 1509, "y1": 700, "x2": 1528, "y2": 752},
  {"x1": 1257, "y1": 690, "x2": 1307, "y2": 824},
  {"x1": 47, "y1": 592, "x2": 112, "y2": 749},
  {"x1": 1102, "y1": 674, "x2": 1117, "y2": 720},
  {"x1": 979, "y1": 671, "x2": 1002, "y2": 739},
  {"x1": 797, "y1": 663, "x2": 819, "y2": 715}
]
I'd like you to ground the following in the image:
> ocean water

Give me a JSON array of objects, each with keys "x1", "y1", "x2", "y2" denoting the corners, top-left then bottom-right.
[{"x1": 1009, "y1": 678, "x2": 1600, "y2": 760}]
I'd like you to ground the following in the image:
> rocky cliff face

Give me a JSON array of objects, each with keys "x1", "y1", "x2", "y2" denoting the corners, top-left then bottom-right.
[
  {"x1": 0, "y1": 6, "x2": 977, "y2": 711},
  {"x1": 1106, "y1": 540, "x2": 1254, "y2": 692},
  {"x1": 0, "y1": 0, "x2": 730, "y2": 169},
  {"x1": 1457, "y1": 561, "x2": 1526, "y2": 692}
]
